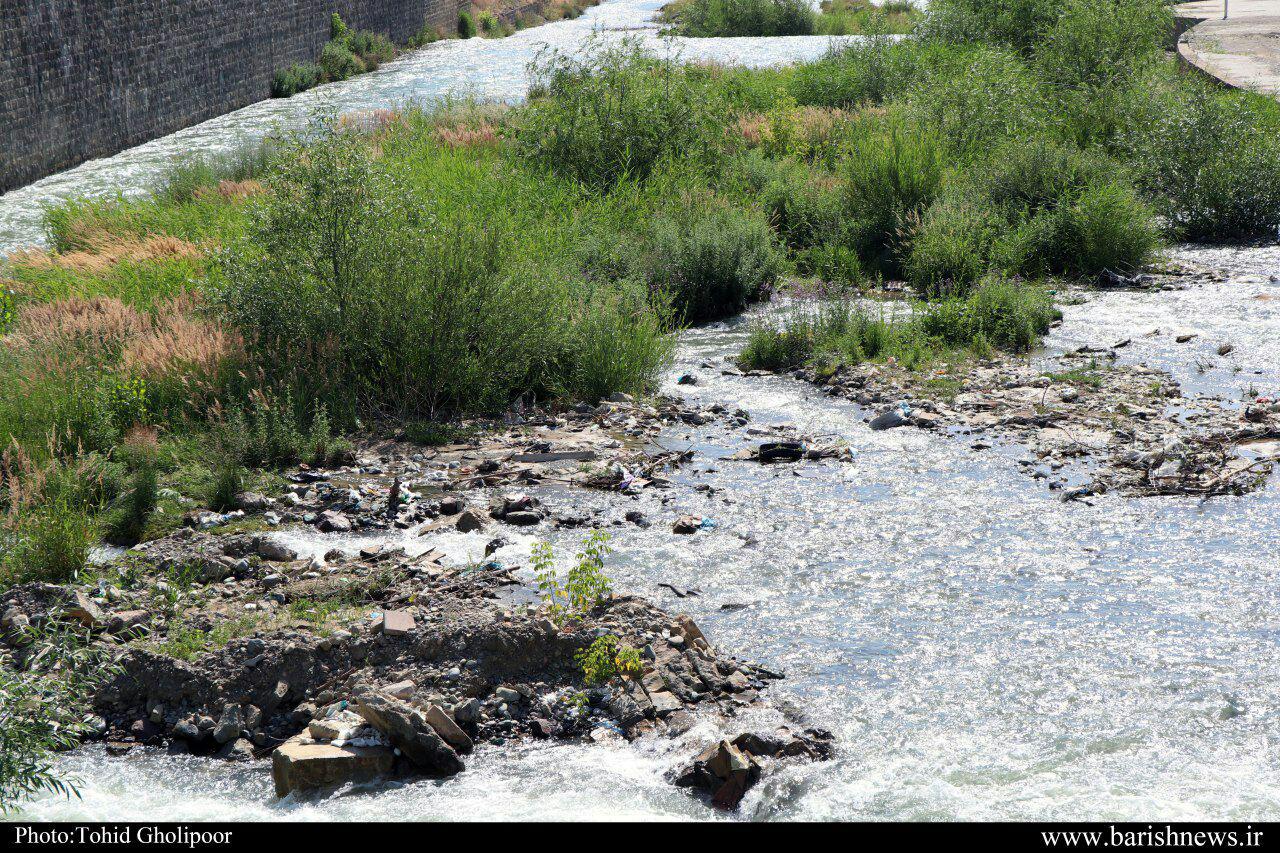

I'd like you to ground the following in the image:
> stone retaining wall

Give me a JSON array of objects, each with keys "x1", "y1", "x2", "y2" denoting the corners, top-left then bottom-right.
[{"x1": 0, "y1": 0, "x2": 466, "y2": 193}]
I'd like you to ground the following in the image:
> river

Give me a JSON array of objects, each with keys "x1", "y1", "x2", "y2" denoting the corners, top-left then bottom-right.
[{"x1": 9, "y1": 0, "x2": 1280, "y2": 824}]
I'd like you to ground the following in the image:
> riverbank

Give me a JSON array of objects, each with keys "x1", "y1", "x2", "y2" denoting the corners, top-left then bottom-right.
[{"x1": 5, "y1": 0, "x2": 1280, "y2": 821}]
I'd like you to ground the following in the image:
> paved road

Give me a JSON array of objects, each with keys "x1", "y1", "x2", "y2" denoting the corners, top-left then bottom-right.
[{"x1": 1175, "y1": 0, "x2": 1280, "y2": 97}]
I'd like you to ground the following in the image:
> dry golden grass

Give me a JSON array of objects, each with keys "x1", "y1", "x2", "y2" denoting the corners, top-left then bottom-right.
[
  {"x1": 435, "y1": 121, "x2": 501, "y2": 149},
  {"x1": 122, "y1": 295, "x2": 244, "y2": 382},
  {"x1": 4, "y1": 294, "x2": 243, "y2": 387},
  {"x1": 9, "y1": 235, "x2": 203, "y2": 274},
  {"x1": 192, "y1": 179, "x2": 265, "y2": 202}
]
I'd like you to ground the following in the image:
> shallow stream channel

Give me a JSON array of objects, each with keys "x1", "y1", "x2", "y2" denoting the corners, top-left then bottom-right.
[{"x1": 7, "y1": 0, "x2": 1280, "y2": 824}]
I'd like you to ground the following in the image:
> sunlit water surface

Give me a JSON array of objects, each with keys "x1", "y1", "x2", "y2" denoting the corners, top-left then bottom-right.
[{"x1": 9, "y1": 0, "x2": 1280, "y2": 823}]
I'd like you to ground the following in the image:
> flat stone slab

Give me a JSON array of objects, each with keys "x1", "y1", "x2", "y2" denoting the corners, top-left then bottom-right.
[
  {"x1": 381, "y1": 609, "x2": 415, "y2": 636},
  {"x1": 271, "y1": 737, "x2": 395, "y2": 797}
]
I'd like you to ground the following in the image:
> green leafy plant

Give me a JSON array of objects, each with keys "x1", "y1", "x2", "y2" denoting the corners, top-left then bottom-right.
[
  {"x1": 576, "y1": 634, "x2": 642, "y2": 685},
  {"x1": 0, "y1": 621, "x2": 119, "y2": 811},
  {"x1": 533, "y1": 530, "x2": 614, "y2": 625},
  {"x1": 458, "y1": 10, "x2": 476, "y2": 38}
]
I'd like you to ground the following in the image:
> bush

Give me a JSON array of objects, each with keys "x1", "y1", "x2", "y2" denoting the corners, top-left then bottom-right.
[
  {"x1": 642, "y1": 207, "x2": 785, "y2": 324},
  {"x1": 0, "y1": 497, "x2": 95, "y2": 587},
  {"x1": 1034, "y1": 0, "x2": 1170, "y2": 89},
  {"x1": 152, "y1": 140, "x2": 277, "y2": 203},
  {"x1": 902, "y1": 44, "x2": 1052, "y2": 158},
  {"x1": 788, "y1": 36, "x2": 924, "y2": 108},
  {"x1": 917, "y1": 278, "x2": 1058, "y2": 353},
  {"x1": 740, "y1": 279, "x2": 1058, "y2": 372},
  {"x1": 663, "y1": 0, "x2": 816, "y2": 37},
  {"x1": 904, "y1": 196, "x2": 1000, "y2": 296},
  {"x1": 908, "y1": 137, "x2": 1160, "y2": 292},
  {"x1": 1121, "y1": 81, "x2": 1280, "y2": 242},
  {"x1": 0, "y1": 623, "x2": 118, "y2": 811},
  {"x1": 320, "y1": 41, "x2": 365, "y2": 82},
  {"x1": 518, "y1": 39, "x2": 725, "y2": 188},
  {"x1": 271, "y1": 62, "x2": 323, "y2": 98},
  {"x1": 576, "y1": 634, "x2": 642, "y2": 685},
  {"x1": 842, "y1": 122, "x2": 944, "y2": 276},
  {"x1": 458, "y1": 11, "x2": 476, "y2": 37},
  {"x1": 916, "y1": 0, "x2": 1058, "y2": 55},
  {"x1": 103, "y1": 429, "x2": 159, "y2": 545},
  {"x1": 217, "y1": 125, "x2": 671, "y2": 419}
]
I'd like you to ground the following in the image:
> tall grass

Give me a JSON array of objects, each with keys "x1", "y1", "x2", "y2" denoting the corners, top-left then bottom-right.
[{"x1": 741, "y1": 279, "x2": 1059, "y2": 372}]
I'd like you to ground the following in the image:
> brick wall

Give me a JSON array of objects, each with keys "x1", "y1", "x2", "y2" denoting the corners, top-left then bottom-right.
[{"x1": 0, "y1": 0, "x2": 466, "y2": 193}]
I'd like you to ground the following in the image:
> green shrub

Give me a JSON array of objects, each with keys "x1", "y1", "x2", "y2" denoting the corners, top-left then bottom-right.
[
  {"x1": 904, "y1": 196, "x2": 1000, "y2": 296},
  {"x1": 218, "y1": 125, "x2": 670, "y2": 419},
  {"x1": 104, "y1": 434, "x2": 159, "y2": 546},
  {"x1": 902, "y1": 44, "x2": 1052, "y2": 158},
  {"x1": 0, "y1": 623, "x2": 119, "y2": 811},
  {"x1": 271, "y1": 62, "x2": 324, "y2": 98},
  {"x1": 664, "y1": 0, "x2": 816, "y2": 37},
  {"x1": 740, "y1": 319, "x2": 817, "y2": 372},
  {"x1": 152, "y1": 140, "x2": 277, "y2": 203},
  {"x1": 740, "y1": 279, "x2": 1057, "y2": 372},
  {"x1": 642, "y1": 207, "x2": 785, "y2": 324},
  {"x1": 458, "y1": 11, "x2": 476, "y2": 37},
  {"x1": 532, "y1": 530, "x2": 614, "y2": 626},
  {"x1": 760, "y1": 162, "x2": 847, "y2": 253},
  {"x1": 1034, "y1": 0, "x2": 1170, "y2": 89},
  {"x1": 330, "y1": 12, "x2": 350, "y2": 41},
  {"x1": 320, "y1": 41, "x2": 365, "y2": 81},
  {"x1": 518, "y1": 39, "x2": 725, "y2": 188},
  {"x1": 788, "y1": 36, "x2": 923, "y2": 108},
  {"x1": 842, "y1": 122, "x2": 944, "y2": 276},
  {"x1": 208, "y1": 460, "x2": 242, "y2": 512},
  {"x1": 0, "y1": 497, "x2": 95, "y2": 587},
  {"x1": 908, "y1": 137, "x2": 1160, "y2": 291},
  {"x1": 916, "y1": 0, "x2": 1057, "y2": 55},
  {"x1": 1122, "y1": 82, "x2": 1280, "y2": 242},
  {"x1": 576, "y1": 634, "x2": 642, "y2": 685},
  {"x1": 917, "y1": 278, "x2": 1058, "y2": 352}
]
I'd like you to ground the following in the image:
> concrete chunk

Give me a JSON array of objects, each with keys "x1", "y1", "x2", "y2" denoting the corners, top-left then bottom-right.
[{"x1": 271, "y1": 736, "x2": 395, "y2": 797}]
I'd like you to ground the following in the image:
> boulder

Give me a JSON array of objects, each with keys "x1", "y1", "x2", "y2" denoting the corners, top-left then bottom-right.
[
  {"x1": 502, "y1": 511, "x2": 542, "y2": 526},
  {"x1": 382, "y1": 680, "x2": 415, "y2": 700},
  {"x1": 213, "y1": 704, "x2": 244, "y2": 745},
  {"x1": 258, "y1": 540, "x2": 298, "y2": 562},
  {"x1": 672, "y1": 515, "x2": 701, "y2": 535},
  {"x1": 218, "y1": 738, "x2": 255, "y2": 762},
  {"x1": 424, "y1": 704, "x2": 473, "y2": 755},
  {"x1": 868, "y1": 406, "x2": 909, "y2": 431},
  {"x1": 673, "y1": 739, "x2": 761, "y2": 811},
  {"x1": 237, "y1": 492, "x2": 273, "y2": 511},
  {"x1": 317, "y1": 511, "x2": 352, "y2": 533},
  {"x1": 379, "y1": 610, "x2": 415, "y2": 637},
  {"x1": 307, "y1": 710, "x2": 365, "y2": 742},
  {"x1": 271, "y1": 736, "x2": 395, "y2": 797},
  {"x1": 106, "y1": 610, "x2": 150, "y2": 635},
  {"x1": 455, "y1": 510, "x2": 486, "y2": 533},
  {"x1": 355, "y1": 693, "x2": 463, "y2": 776},
  {"x1": 66, "y1": 591, "x2": 103, "y2": 628}
]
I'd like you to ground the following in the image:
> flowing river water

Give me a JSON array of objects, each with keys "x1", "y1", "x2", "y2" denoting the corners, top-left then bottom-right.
[{"x1": 8, "y1": 0, "x2": 1280, "y2": 823}]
